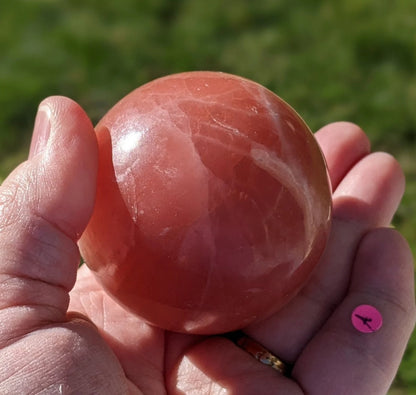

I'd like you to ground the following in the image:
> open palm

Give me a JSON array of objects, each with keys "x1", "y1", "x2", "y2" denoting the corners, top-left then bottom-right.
[{"x1": 0, "y1": 97, "x2": 414, "y2": 394}]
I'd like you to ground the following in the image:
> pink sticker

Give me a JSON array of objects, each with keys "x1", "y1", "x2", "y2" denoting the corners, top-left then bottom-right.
[{"x1": 351, "y1": 305, "x2": 383, "y2": 333}]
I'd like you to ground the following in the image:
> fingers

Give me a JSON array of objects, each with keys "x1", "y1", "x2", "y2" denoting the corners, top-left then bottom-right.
[
  {"x1": 333, "y1": 151, "x2": 405, "y2": 225},
  {"x1": 166, "y1": 336, "x2": 302, "y2": 394},
  {"x1": 245, "y1": 122, "x2": 405, "y2": 363},
  {"x1": 294, "y1": 228, "x2": 416, "y2": 394},
  {"x1": 316, "y1": 122, "x2": 405, "y2": 225},
  {"x1": 0, "y1": 97, "x2": 97, "y2": 322},
  {"x1": 315, "y1": 122, "x2": 371, "y2": 190}
]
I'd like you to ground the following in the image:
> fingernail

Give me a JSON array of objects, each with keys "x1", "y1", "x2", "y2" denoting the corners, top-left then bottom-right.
[
  {"x1": 351, "y1": 304, "x2": 383, "y2": 333},
  {"x1": 29, "y1": 104, "x2": 51, "y2": 159}
]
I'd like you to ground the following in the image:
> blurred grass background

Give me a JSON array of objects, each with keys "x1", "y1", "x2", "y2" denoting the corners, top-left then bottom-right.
[{"x1": 0, "y1": 0, "x2": 415, "y2": 392}]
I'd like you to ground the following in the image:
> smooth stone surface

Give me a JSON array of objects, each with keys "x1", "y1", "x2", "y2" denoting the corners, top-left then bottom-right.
[{"x1": 79, "y1": 71, "x2": 332, "y2": 334}]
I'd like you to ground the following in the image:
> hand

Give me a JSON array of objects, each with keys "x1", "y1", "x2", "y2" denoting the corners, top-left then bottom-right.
[{"x1": 0, "y1": 97, "x2": 414, "y2": 394}]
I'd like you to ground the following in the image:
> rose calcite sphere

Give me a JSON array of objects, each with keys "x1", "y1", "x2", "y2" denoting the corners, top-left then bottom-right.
[{"x1": 79, "y1": 71, "x2": 332, "y2": 334}]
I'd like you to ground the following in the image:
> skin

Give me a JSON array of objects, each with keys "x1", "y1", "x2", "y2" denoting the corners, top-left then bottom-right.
[{"x1": 0, "y1": 96, "x2": 414, "y2": 394}]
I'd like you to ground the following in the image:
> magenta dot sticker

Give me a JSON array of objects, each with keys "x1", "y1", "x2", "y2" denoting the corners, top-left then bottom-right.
[{"x1": 351, "y1": 305, "x2": 383, "y2": 333}]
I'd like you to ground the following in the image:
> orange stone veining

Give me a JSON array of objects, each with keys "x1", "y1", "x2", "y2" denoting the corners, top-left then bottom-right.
[{"x1": 79, "y1": 71, "x2": 332, "y2": 334}]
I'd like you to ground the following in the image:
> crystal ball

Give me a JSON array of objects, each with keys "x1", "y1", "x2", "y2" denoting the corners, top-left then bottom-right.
[{"x1": 79, "y1": 71, "x2": 332, "y2": 334}]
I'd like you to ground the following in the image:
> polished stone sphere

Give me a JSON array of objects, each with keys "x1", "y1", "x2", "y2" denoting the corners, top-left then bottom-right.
[{"x1": 79, "y1": 71, "x2": 332, "y2": 334}]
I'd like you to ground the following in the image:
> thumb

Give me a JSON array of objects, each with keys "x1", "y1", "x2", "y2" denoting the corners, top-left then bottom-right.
[{"x1": 0, "y1": 96, "x2": 98, "y2": 326}]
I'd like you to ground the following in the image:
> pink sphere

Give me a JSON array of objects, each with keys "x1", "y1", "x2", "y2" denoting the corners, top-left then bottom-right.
[{"x1": 79, "y1": 71, "x2": 332, "y2": 334}]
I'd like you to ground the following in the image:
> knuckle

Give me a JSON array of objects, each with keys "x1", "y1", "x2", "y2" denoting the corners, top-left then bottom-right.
[
  {"x1": 0, "y1": 164, "x2": 36, "y2": 234},
  {"x1": 0, "y1": 180, "x2": 26, "y2": 233}
]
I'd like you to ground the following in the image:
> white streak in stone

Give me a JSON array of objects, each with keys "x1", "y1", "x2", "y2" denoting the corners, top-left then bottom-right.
[
  {"x1": 209, "y1": 114, "x2": 246, "y2": 139},
  {"x1": 250, "y1": 147, "x2": 315, "y2": 267},
  {"x1": 256, "y1": 86, "x2": 319, "y2": 264}
]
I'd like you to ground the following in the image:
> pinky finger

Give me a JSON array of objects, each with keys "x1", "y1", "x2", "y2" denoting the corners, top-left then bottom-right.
[{"x1": 293, "y1": 228, "x2": 416, "y2": 394}]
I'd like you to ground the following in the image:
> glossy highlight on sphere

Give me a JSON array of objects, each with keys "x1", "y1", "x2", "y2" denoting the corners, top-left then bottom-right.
[{"x1": 79, "y1": 71, "x2": 332, "y2": 334}]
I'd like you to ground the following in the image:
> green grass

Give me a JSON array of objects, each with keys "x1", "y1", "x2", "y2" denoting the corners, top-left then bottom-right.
[{"x1": 1, "y1": 0, "x2": 415, "y2": 391}]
